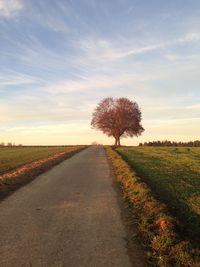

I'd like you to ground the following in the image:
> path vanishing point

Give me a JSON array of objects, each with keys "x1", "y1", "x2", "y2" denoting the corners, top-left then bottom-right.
[{"x1": 0, "y1": 146, "x2": 145, "y2": 267}]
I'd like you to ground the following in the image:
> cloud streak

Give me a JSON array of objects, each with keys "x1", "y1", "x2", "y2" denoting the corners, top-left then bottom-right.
[
  {"x1": 0, "y1": 0, "x2": 23, "y2": 18},
  {"x1": 0, "y1": 0, "x2": 200, "y2": 144},
  {"x1": 0, "y1": 71, "x2": 41, "y2": 91},
  {"x1": 77, "y1": 31, "x2": 200, "y2": 64}
]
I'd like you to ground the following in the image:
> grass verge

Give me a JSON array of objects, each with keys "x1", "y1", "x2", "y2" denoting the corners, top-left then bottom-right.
[
  {"x1": 0, "y1": 146, "x2": 81, "y2": 174},
  {"x1": 105, "y1": 146, "x2": 200, "y2": 267},
  {"x1": 0, "y1": 146, "x2": 87, "y2": 201},
  {"x1": 116, "y1": 146, "x2": 200, "y2": 242}
]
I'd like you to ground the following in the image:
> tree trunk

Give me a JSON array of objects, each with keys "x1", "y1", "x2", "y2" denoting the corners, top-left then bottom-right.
[
  {"x1": 114, "y1": 137, "x2": 121, "y2": 147},
  {"x1": 114, "y1": 138, "x2": 117, "y2": 146},
  {"x1": 117, "y1": 137, "x2": 121, "y2": 146}
]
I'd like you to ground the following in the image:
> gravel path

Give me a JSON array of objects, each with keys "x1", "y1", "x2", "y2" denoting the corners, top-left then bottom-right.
[{"x1": 0, "y1": 146, "x2": 145, "y2": 267}]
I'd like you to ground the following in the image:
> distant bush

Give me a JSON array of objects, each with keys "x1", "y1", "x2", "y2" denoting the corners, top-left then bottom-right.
[{"x1": 139, "y1": 140, "x2": 200, "y2": 147}]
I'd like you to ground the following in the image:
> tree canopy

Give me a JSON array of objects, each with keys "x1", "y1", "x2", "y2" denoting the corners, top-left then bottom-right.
[{"x1": 91, "y1": 97, "x2": 144, "y2": 146}]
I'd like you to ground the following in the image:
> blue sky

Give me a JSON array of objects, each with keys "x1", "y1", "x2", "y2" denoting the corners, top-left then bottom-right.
[{"x1": 0, "y1": 0, "x2": 200, "y2": 145}]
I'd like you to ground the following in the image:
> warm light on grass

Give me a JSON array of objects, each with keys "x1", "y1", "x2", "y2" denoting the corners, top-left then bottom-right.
[
  {"x1": 0, "y1": 146, "x2": 86, "y2": 201},
  {"x1": 105, "y1": 146, "x2": 200, "y2": 266},
  {"x1": 116, "y1": 146, "x2": 200, "y2": 240},
  {"x1": 0, "y1": 146, "x2": 78, "y2": 174}
]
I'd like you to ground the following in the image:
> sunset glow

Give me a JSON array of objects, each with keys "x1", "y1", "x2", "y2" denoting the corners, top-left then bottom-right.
[{"x1": 0, "y1": 0, "x2": 200, "y2": 145}]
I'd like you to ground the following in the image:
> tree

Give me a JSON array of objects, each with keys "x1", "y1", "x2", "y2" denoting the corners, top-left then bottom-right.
[
  {"x1": 91, "y1": 97, "x2": 144, "y2": 146},
  {"x1": 0, "y1": 142, "x2": 5, "y2": 147}
]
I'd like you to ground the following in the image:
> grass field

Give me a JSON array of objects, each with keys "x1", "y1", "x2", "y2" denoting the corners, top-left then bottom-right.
[
  {"x1": 0, "y1": 146, "x2": 78, "y2": 174},
  {"x1": 116, "y1": 146, "x2": 200, "y2": 242}
]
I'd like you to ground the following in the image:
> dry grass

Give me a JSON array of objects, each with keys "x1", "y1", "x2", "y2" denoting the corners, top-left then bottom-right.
[
  {"x1": 116, "y1": 146, "x2": 200, "y2": 241},
  {"x1": 0, "y1": 146, "x2": 86, "y2": 201},
  {"x1": 0, "y1": 146, "x2": 80, "y2": 174},
  {"x1": 105, "y1": 146, "x2": 200, "y2": 267}
]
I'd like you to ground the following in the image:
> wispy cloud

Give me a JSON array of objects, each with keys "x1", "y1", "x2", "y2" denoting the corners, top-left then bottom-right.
[
  {"x1": 77, "y1": 38, "x2": 163, "y2": 62},
  {"x1": 0, "y1": 0, "x2": 200, "y2": 144},
  {"x1": 0, "y1": 0, "x2": 23, "y2": 18},
  {"x1": 0, "y1": 71, "x2": 40, "y2": 91},
  {"x1": 186, "y1": 104, "x2": 200, "y2": 110},
  {"x1": 44, "y1": 73, "x2": 161, "y2": 94},
  {"x1": 77, "y1": 31, "x2": 200, "y2": 63}
]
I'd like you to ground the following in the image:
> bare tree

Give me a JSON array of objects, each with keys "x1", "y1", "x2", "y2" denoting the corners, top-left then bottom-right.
[{"x1": 91, "y1": 97, "x2": 144, "y2": 146}]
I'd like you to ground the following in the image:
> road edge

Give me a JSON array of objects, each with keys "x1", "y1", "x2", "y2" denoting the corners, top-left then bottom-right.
[{"x1": 0, "y1": 146, "x2": 88, "y2": 202}]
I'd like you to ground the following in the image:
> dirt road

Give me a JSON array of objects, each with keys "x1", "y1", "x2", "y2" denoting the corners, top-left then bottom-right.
[{"x1": 0, "y1": 146, "x2": 145, "y2": 267}]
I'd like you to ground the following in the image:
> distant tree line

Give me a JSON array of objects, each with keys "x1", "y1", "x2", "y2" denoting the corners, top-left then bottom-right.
[
  {"x1": 139, "y1": 140, "x2": 200, "y2": 147},
  {"x1": 0, "y1": 142, "x2": 76, "y2": 148},
  {"x1": 0, "y1": 142, "x2": 18, "y2": 147}
]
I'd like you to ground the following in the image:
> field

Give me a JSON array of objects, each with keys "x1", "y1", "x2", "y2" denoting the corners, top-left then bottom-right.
[
  {"x1": 116, "y1": 146, "x2": 200, "y2": 242},
  {"x1": 0, "y1": 145, "x2": 86, "y2": 201},
  {"x1": 0, "y1": 146, "x2": 77, "y2": 174}
]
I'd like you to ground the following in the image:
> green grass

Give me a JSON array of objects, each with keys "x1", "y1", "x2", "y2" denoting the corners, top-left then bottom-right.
[
  {"x1": 116, "y1": 146, "x2": 200, "y2": 241},
  {"x1": 106, "y1": 146, "x2": 200, "y2": 266},
  {"x1": 0, "y1": 146, "x2": 77, "y2": 174}
]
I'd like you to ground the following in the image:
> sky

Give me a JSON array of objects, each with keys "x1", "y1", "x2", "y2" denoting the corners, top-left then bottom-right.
[{"x1": 0, "y1": 0, "x2": 200, "y2": 145}]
